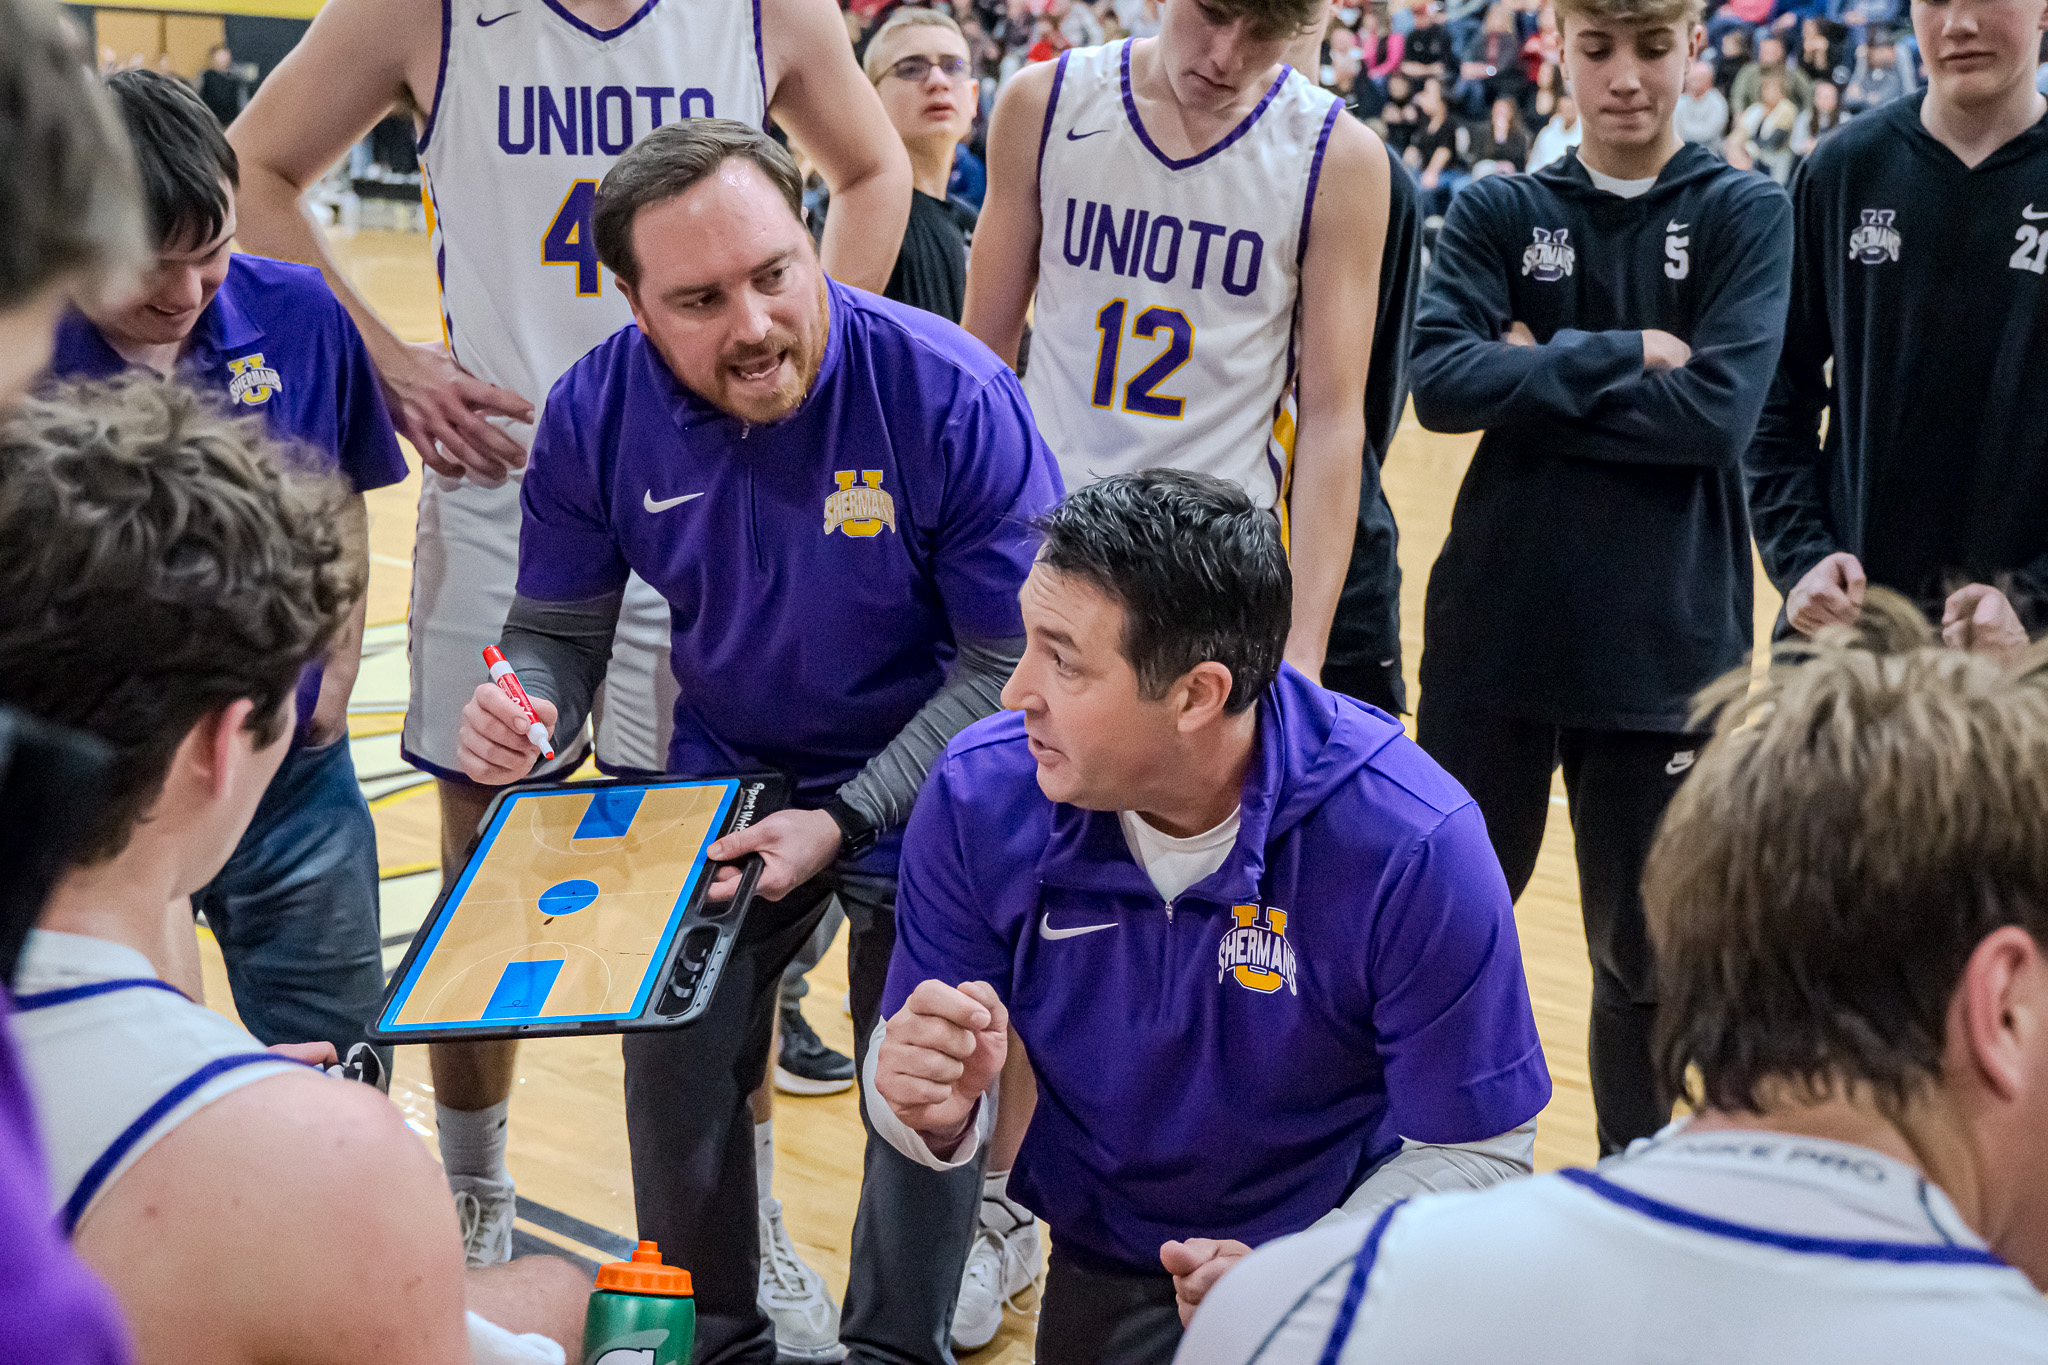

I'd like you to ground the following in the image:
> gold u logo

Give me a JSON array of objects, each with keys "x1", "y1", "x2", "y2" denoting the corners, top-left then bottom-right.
[
  {"x1": 823, "y1": 470, "x2": 896, "y2": 538},
  {"x1": 1220, "y1": 903, "x2": 1297, "y2": 995}
]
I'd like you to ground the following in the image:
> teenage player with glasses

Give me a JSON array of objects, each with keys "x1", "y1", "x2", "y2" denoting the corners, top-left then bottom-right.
[{"x1": 865, "y1": 12, "x2": 983, "y2": 322}]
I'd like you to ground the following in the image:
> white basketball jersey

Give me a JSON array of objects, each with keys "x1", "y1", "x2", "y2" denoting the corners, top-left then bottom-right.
[
  {"x1": 1178, "y1": 1128, "x2": 2048, "y2": 1365},
  {"x1": 1026, "y1": 40, "x2": 1340, "y2": 511},
  {"x1": 11, "y1": 931, "x2": 297, "y2": 1234},
  {"x1": 418, "y1": 0, "x2": 768, "y2": 410}
]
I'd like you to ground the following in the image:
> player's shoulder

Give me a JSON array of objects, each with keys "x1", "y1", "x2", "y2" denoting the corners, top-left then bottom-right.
[
  {"x1": 225, "y1": 253, "x2": 350, "y2": 328},
  {"x1": 838, "y1": 283, "x2": 1011, "y2": 391},
  {"x1": 1682, "y1": 148, "x2": 1790, "y2": 218},
  {"x1": 1802, "y1": 94, "x2": 1922, "y2": 183},
  {"x1": 935, "y1": 709, "x2": 1037, "y2": 785},
  {"x1": 548, "y1": 322, "x2": 663, "y2": 420},
  {"x1": 1445, "y1": 165, "x2": 1548, "y2": 230}
]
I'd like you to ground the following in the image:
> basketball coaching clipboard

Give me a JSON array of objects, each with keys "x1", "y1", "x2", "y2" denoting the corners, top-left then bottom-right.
[{"x1": 368, "y1": 773, "x2": 787, "y2": 1045}]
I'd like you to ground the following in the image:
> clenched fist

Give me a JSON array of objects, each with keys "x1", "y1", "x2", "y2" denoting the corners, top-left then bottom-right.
[{"x1": 874, "y1": 980, "x2": 1009, "y2": 1154}]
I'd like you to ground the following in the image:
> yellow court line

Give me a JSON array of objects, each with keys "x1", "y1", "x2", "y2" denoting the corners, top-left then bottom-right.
[
  {"x1": 367, "y1": 782, "x2": 435, "y2": 813},
  {"x1": 380, "y1": 860, "x2": 440, "y2": 881}
]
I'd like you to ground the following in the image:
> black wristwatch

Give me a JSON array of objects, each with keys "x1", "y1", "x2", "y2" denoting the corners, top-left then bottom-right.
[{"x1": 822, "y1": 796, "x2": 879, "y2": 858}]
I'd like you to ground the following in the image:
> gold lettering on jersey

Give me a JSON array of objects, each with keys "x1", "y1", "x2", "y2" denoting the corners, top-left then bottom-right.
[
  {"x1": 226, "y1": 353, "x2": 282, "y2": 407},
  {"x1": 1219, "y1": 903, "x2": 1298, "y2": 996},
  {"x1": 824, "y1": 470, "x2": 896, "y2": 538}
]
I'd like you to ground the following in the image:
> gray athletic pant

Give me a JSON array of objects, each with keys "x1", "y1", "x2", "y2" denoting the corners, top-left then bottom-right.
[{"x1": 623, "y1": 867, "x2": 984, "y2": 1365}]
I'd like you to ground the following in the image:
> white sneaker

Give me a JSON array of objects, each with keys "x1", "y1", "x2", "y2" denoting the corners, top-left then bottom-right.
[
  {"x1": 759, "y1": 1197, "x2": 847, "y2": 1364},
  {"x1": 951, "y1": 1207, "x2": 1043, "y2": 1352},
  {"x1": 452, "y1": 1176, "x2": 515, "y2": 1268}
]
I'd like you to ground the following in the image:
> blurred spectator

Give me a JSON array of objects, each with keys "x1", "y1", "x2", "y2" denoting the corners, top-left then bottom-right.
[
  {"x1": 1402, "y1": 1, "x2": 1455, "y2": 80},
  {"x1": 1381, "y1": 71, "x2": 1421, "y2": 151},
  {"x1": 1800, "y1": 16, "x2": 1851, "y2": 84},
  {"x1": 1706, "y1": 0, "x2": 1771, "y2": 50},
  {"x1": 1469, "y1": 94, "x2": 1529, "y2": 174},
  {"x1": 1739, "y1": 70, "x2": 1798, "y2": 181},
  {"x1": 1732, "y1": 35, "x2": 1814, "y2": 115},
  {"x1": 198, "y1": 44, "x2": 246, "y2": 127},
  {"x1": 1675, "y1": 57, "x2": 1730, "y2": 144},
  {"x1": 1530, "y1": 51, "x2": 1563, "y2": 117},
  {"x1": 948, "y1": 141, "x2": 986, "y2": 208},
  {"x1": 1526, "y1": 90, "x2": 1580, "y2": 169},
  {"x1": 1112, "y1": 0, "x2": 1160, "y2": 37},
  {"x1": 1407, "y1": 74, "x2": 1471, "y2": 214},
  {"x1": 1842, "y1": 27, "x2": 1911, "y2": 110},
  {"x1": 1361, "y1": 7, "x2": 1406, "y2": 80},
  {"x1": 1518, "y1": 4, "x2": 1560, "y2": 93},
  {"x1": 1790, "y1": 77, "x2": 1845, "y2": 154},
  {"x1": 1714, "y1": 27, "x2": 1751, "y2": 99},
  {"x1": 1454, "y1": 3, "x2": 1527, "y2": 115}
]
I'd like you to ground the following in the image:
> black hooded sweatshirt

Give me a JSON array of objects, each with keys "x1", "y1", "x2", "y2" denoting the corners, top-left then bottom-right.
[{"x1": 1410, "y1": 144, "x2": 1793, "y2": 730}]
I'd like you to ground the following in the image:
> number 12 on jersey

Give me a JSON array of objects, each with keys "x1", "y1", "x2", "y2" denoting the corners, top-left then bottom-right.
[
  {"x1": 544, "y1": 180, "x2": 602, "y2": 296},
  {"x1": 1092, "y1": 301, "x2": 1194, "y2": 419}
]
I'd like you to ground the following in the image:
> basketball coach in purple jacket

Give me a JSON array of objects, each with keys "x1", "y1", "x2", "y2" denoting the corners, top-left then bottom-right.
[{"x1": 869, "y1": 470, "x2": 1551, "y2": 1365}]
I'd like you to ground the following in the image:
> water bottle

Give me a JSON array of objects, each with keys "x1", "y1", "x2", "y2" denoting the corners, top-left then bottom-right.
[{"x1": 582, "y1": 1240, "x2": 695, "y2": 1365}]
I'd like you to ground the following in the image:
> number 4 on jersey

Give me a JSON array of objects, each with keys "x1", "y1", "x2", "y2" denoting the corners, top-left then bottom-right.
[{"x1": 544, "y1": 179, "x2": 602, "y2": 296}]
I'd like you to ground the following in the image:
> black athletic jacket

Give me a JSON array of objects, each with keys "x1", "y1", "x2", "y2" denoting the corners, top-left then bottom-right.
[
  {"x1": 1748, "y1": 94, "x2": 2048, "y2": 628},
  {"x1": 1327, "y1": 141, "x2": 1425, "y2": 708},
  {"x1": 1411, "y1": 144, "x2": 1792, "y2": 730}
]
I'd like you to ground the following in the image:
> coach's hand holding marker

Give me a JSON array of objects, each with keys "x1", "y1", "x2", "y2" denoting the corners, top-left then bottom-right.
[
  {"x1": 456, "y1": 672, "x2": 559, "y2": 785},
  {"x1": 875, "y1": 980, "x2": 1008, "y2": 1158}
]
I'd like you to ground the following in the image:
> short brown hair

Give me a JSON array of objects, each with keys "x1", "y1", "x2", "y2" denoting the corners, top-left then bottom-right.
[
  {"x1": 1644, "y1": 591, "x2": 2048, "y2": 1118},
  {"x1": 0, "y1": 0, "x2": 146, "y2": 309},
  {"x1": 1553, "y1": 0, "x2": 1705, "y2": 33},
  {"x1": 0, "y1": 377, "x2": 358, "y2": 863},
  {"x1": 1206, "y1": 0, "x2": 1326, "y2": 42},
  {"x1": 594, "y1": 119, "x2": 805, "y2": 289}
]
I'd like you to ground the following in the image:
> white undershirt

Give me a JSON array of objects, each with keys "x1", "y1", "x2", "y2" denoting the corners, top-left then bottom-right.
[
  {"x1": 1118, "y1": 806, "x2": 1241, "y2": 903},
  {"x1": 1583, "y1": 163, "x2": 1659, "y2": 198}
]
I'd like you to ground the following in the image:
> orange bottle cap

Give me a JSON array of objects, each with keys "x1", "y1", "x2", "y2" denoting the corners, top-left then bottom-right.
[{"x1": 595, "y1": 1241, "x2": 694, "y2": 1297}]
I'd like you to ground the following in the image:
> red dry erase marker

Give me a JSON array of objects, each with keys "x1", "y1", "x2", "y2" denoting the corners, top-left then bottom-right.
[{"x1": 482, "y1": 645, "x2": 556, "y2": 760}]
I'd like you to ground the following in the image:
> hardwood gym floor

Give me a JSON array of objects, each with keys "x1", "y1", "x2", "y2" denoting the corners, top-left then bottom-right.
[{"x1": 193, "y1": 228, "x2": 1783, "y2": 1364}]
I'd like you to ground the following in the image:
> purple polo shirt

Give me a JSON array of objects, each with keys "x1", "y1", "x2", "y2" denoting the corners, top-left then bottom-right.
[
  {"x1": 48, "y1": 254, "x2": 409, "y2": 744},
  {"x1": 885, "y1": 665, "x2": 1552, "y2": 1272},
  {"x1": 0, "y1": 998, "x2": 130, "y2": 1364},
  {"x1": 517, "y1": 279, "x2": 1062, "y2": 856}
]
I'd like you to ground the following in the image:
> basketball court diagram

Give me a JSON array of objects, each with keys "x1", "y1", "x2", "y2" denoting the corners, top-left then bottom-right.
[{"x1": 380, "y1": 780, "x2": 737, "y2": 1032}]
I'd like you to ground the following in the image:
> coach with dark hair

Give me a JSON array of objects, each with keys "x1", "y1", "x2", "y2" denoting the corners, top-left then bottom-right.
[
  {"x1": 455, "y1": 118, "x2": 1062, "y2": 1365},
  {"x1": 870, "y1": 470, "x2": 1552, "y2": 1365}
]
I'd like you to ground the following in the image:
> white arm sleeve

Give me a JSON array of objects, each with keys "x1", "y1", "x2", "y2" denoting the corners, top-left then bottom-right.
[
  {"x1": 859, "y1": 1018, "x2": 998, "y2": 1171},
  {"x1": 1311, "y1": 1120, "x2": 1536, "y2": 1228}
]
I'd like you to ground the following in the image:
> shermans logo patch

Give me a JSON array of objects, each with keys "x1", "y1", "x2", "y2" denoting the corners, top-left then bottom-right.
[
  {"x1": 1848, "y1": 209, "x2": 1900, "y2": 265},
  {"x1": 1219, "y1": 903, "x2": 1297, "y2": 996},
  {"x1": 824, "y1": 470, "x2": 896, "y2": 538},
  {"x1": 1520, "y1": 228, "x2": 1574, "y2": 282},
  {"x1": 225, "y1": 352, "x2": 282, "y2": 406}
]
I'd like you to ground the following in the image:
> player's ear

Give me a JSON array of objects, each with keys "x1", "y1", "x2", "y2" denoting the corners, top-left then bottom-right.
[{"x1": 1688, "y1": 21, "x2": 1705, "y2": 58}]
